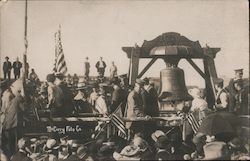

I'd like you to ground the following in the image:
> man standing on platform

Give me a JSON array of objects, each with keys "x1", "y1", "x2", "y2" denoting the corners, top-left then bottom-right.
[
  {"x1": 110, "y1": 77, "x2": 126, "y2": 114},
  {"x1": 125, "y1": 79, "x2": 150, "y2": 136},
  {"x1": 83, "y1": 57, "x2": 90, "y2": 80},
  {"x1": 3, "y1": 56, "x2": 12, "y2": 80},
  {"x1": 95, "y1": 57, "x2": 106, "y2": 77},
  {"x1": 12, "y1": 57, "x2": 22, "y2": 80},
  {"x1": 225, "y1": 68, "x2": 245, "y2": 113},
  {"x1": 214, "y1": 78, "x2": 230, "y2": 111},
  {"x1": 109, "y1": 61, "x2": 117, "y2": 80}
]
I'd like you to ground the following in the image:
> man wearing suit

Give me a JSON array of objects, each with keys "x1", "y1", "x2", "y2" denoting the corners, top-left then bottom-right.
[
  {"x1": 12, "y1": 57, "x2": 22, "y2": 79},
  {"x1": 110, "y1": 77, "x2": 127, "y2": 114},
  {"x1": 95, "y1": 57, "x2": 106, "y2": 77},
  {"x1": 125, "y1": 79, "x2": 150, "y2": 136},
  {"x1": 3, "y1": 56, "x2": 12, "y2": 80}
]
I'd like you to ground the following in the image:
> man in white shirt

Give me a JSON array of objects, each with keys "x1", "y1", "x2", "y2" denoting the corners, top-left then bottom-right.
[
  {"x1": 214, "y1": 78, "x2": 229, "y2": 111},
  {"x1": 109, "y1": 61, "x2": 117, "y2": 80},
  {"x1": 83, "y1": 57, "x2": 90, "y2": 79},
  {"x1": 95, "y1": 88, "x2": 108, "y2": 116}
]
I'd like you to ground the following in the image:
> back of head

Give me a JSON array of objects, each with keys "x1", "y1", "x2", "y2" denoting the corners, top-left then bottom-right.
[{"x1": 46, "y1": 74, "x2": 55, "y2": 83}]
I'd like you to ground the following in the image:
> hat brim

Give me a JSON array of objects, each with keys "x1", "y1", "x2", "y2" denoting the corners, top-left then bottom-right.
[{"x1": 76, "y1": 87, "x2": 87, "y2": 90}]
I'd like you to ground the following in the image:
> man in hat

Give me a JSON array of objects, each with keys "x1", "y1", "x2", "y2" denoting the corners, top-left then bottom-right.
[
  {"x1": 95, "y1": 87, "x2": 109, "y2": 116},
  {"x1": 125, "y1": 79, "x2": 150, "y2": 135},
  {"x1": 228, "y1": 137, "x2": 248, "y2": 159},
  {"x1": 143, "y1": 77, "x2": 159, "y2": 117},
  {"x1": 11, "y1": 138, "x2": 32, "y2": 161},
  {"x1": 29, "y1": 68, "x2": 38, "y2": 83},
  {"x1": 89, "y1": 85, "x2": 99, "y2": 107},
  {"x1": 143, "y1": 77, "x2": 159, "y2": 143},
  {"x1": 34, "y1": 86, "x2": 48, "y2": 110},
  {"x1": 12, "y1": 57, "x2": 22, "y2": 79},
  {"x1": 233, "y1": 68, "x2": 244, "y2": 81},
  {"x1": 63, "y1": 143, "x2": 80, "y2": 161},
  {"x1": 232, "y1": 79, "x2": 248, "y2": 115},
  {"x1": 214, "y1": 78, "x2": 230, "y2": 111},
  {"x1": 110, "y1": 77, "x2": 126, "y2": 114},
  {"x1": 155, "y1": 135, "x2": 173, "y2": 160},
  {"x1": 95, "y1": 57, "x2": 106, "y2": 77},
  {"x1": 43, "y1": 138, "x2": 59, "y2": 161},
  {"x1": 83, "y1": 57, "x2": 90, "y2": 80},
  {"x1": 3, "y1": 56, "x2": 12, "y2": 80},
  {"x1": 72, "y1": 73, "x2": 79, "y2": 87},
  {"x1": 73, "y1": 81, "x2": 92, "y2": 114},
  {"x1": 54, "y1": 72, "x2": 74, "y2": 116}
]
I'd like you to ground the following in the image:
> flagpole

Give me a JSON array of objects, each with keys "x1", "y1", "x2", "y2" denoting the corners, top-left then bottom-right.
[{"x1": 23, "y1": 0, "x2": 28, "y2": 81}]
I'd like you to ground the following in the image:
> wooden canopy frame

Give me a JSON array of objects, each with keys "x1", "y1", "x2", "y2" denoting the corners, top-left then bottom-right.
[{"x1": 122, "y1": 32, "x2": 221, "y2": 107}]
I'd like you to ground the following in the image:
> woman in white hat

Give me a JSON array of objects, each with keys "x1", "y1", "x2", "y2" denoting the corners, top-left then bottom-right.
[{"x1": 189, "y1": 88, "x2": 210, "y2": 121}]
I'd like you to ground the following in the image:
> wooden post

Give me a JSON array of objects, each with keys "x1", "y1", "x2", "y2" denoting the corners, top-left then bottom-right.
[
  {"x1": 23, "y1": 0, "x2": 28, "y2": 80},
  {"x1": 203, "y1": 46, "x2": 220, "y2": 108},
  {"x1": 129, "y1": 45, "x2": 140, "y2": 85}
]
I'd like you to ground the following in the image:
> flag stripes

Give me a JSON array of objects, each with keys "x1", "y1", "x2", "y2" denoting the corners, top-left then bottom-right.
[
  {"x1": 54, "y1": 27, "x2": 67, "y2": 74},
  {"x1": 187, "y1": 112, "x2": 201, "y2": 134},
  {"x1": 111, "y1": 114, "x2": 126, "y2": 133},
  {"x1": 111, "y1": 103, "x2": 128, "y2": 140}
]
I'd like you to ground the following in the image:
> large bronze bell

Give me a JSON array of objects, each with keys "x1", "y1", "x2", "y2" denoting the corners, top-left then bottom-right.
[{"x1": 158, "y1": 66, "x2": 192, "y2": 102}]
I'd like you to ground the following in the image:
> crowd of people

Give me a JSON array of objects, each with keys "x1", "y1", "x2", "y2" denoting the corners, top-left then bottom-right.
[{"x1": 0, "y1": 56, "x2": 249, "y2": 160}]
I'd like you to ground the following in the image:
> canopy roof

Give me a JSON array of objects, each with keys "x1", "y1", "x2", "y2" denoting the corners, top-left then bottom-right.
[{"x1": 122, "y1": 32, "x2": 220, "y2": 59}]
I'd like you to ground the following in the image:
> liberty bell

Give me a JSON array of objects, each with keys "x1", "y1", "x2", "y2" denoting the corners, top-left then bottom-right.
[{"x1": 158, "y1": 58, "x2": 192, "y2": 102}]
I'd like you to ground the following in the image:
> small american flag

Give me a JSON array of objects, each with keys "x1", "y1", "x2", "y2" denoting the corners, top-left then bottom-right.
[
  {"x1": 53, "y1": 26, "x2": 67, "y2": 74},
  {"x1": 111, "y1": 104, "x2": 128, "y2": 140},
  {"x1": 187, "y1": 111, "x2": 201, "y2": 134}
]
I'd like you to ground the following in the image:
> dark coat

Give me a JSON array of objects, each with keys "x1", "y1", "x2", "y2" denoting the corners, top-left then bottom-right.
[
  {"x1": 58, "y1": 82, "x2": 74, "y2": 116},
  {"x1": 12, "y1": 61, "x2": 22, "y2": 73},
  {"x1": 3, "y1": 61, "x2": 12, "y2": 72},
  {"x1": 110, "y1": 86, "x2": 127, "y2": 113},
  {"x1": 146, "y1": 86, "x2": 159, "y2": 117},
  {"x1": 125, "y1": 90, "x2": 144, "y2": 131},
  {"x1": 95, "y1": 61, "x2": 106, "y2": 71},
  {"x1": 11, "y1": 151, "x2": 32, "y2": 161}
]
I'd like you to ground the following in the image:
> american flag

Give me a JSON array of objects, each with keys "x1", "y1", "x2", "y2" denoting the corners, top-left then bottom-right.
[
  {"x1": 53, "y1": 27, "x2": 67, "y2": 74},
  {"x1": 111, "y1": 104, "x2": 128, "y2": 140},
  {"x1": 186, "y1": 111, "x2": 201, "y2": 134}
]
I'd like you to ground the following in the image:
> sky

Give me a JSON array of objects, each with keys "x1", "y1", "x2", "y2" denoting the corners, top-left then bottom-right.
[{"x1": 0, "y1": 0, "x2": 249, "y2": 87}]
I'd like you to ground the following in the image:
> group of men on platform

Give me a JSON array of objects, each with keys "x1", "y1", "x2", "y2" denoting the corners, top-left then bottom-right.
[
  {"x1": 3, "y1": 56, "x2": 23, "y2": 80},
  {"x1": 83, "y1": 56, "x2": 118, "y2": 80},
  {"x1": 2, "y1": 56, "x2": 39, "y2": 82}
]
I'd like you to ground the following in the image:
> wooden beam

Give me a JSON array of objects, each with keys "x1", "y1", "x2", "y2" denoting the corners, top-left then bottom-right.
[
  {"x1": 137, "y1": 57, "x2": 157, "y2": 78},
  {"x1": 186, "y1": 58, "x2": 208, "y2": 80}
]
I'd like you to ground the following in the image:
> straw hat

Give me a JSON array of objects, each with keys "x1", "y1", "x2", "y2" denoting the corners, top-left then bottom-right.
[
  {"x1": 189, "y1": 88, "x2": 202, "y2": 98},
  {"x1": 151, "y1": 130, "x2": 165, "y2": 142},
  {"x1": 76, "y1": 82, "x2": 87, "y2": 90},
  {"x1": 202, "y1": 141, "x2": 230, "y2": 160}
]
